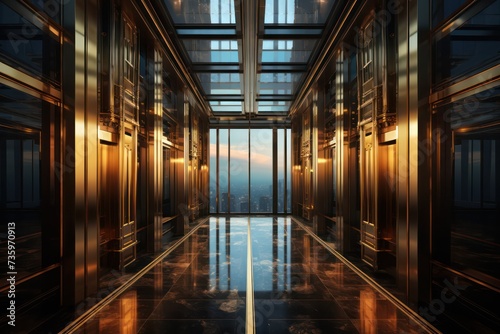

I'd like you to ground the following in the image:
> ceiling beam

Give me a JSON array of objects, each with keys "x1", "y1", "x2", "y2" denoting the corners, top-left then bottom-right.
[{"x1": 241, "y1": 0, "x2": 259, "y2": 114}]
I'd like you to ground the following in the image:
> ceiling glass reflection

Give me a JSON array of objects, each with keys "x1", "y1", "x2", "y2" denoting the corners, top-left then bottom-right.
[
  {"x1": 258, "y1": 73, "x2": 303, "y2": 95},
  {"x1": 264, "y1": 0, "x2": 336, "y2": 24},
  {"x1": 182, "y1": 40, "x2": 239, "y2": 63},
  {"x1": 261, "y1": 40, "x2": 317, "y2": 63},
  {"x1": 163, "y1": 0, "x2": 236, "y2": 24},
  {"x1": 257, "y1": 101, "x2": 291, "y2": 113},
  {"x1": 197, "y1": 73, "x2": 242, "y2": 95},
  {"x1": 210, "y1": 101, "x2": 243, "y2": 113}
]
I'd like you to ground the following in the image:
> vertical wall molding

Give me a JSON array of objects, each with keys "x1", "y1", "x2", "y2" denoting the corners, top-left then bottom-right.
[{"x1": 61, "y1": 0, "x2": 99, "y2": 305}]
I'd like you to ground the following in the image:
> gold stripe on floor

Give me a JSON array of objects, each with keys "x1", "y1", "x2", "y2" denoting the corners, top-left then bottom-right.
[{"x1": 246, "y1": 217, "x2": 256, "y2": 334}]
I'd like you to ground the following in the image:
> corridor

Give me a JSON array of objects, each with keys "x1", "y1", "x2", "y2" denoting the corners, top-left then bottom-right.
[{"x1": 62, "y1": 217, "x2": 434, "y2": 333}]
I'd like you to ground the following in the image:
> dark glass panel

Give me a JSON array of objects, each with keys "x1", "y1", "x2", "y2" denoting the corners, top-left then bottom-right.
[
  {"x1": 436, "y1": 85, "x2": 500, "y2": 280},
  {"x1": 26, "y1": 0, "x2": 62, "y2": 23},
  {"x1": 0, "y1": 2, "x2": 60, "y2": 84},
  {"x1": 432, "y1": 0, "x2": 469, "y2": 28},
  {"x1": 0, "y1": 84, "x2": 54, "y2": 284},
  {"x1": 433, "y1": 0, "x2": 500, "y2": 87}
]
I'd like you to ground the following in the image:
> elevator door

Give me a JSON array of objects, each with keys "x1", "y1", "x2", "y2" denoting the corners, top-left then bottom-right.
[
  {"x1": 99, "y1": 141, "x2": 119, "y2": 271},
  {"x1": 121, "y1": 140, "x2": 136, "y2": 266},
  {"x1": 360, "y1": 130, "x2": 377, "y2": 268}
]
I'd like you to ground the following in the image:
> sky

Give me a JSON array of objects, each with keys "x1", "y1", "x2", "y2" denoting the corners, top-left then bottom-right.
[{"x1": 209, "y1": 129, "x2": 291, "y2": 186}]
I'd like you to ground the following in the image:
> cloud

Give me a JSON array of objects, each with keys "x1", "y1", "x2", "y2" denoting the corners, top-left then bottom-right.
[{"x1": 210, "y1": 143, "x2": 272, "y2": 166}]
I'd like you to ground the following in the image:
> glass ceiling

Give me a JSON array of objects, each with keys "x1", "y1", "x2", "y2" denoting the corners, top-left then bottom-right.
[{"x1": 159, "y1": 0, "x2": 340, "y2": 119}]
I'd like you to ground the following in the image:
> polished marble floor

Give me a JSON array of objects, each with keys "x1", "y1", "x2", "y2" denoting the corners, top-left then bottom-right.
[{"x1": 66, "y1": 217, "x2": 435, "y2": 333}]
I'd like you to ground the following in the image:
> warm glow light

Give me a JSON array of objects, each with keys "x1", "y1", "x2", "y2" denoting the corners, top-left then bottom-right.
[{"x1": 117, "y1": 291, "x2": 137, "y2": 334}]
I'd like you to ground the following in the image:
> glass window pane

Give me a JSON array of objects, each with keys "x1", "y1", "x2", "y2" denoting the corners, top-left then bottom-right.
[
  {"x1": 219, "y1": 129, "x2": 229, "y2": 213},
  {"x1": 210, "y1": 129, "x2": 217, "y2": 213},
  {"x1": 229, "y1": 129, "x2": 249, "y2": 213},
  {"x1": 278, "y1": 129, "x2": 285, "y2": 213},
  {"x1": 286, "y1": 129, "x2": 291, "y2": 212},
  {"x1": 251, "y1": 129, "x2": 273, "y2": 213}
]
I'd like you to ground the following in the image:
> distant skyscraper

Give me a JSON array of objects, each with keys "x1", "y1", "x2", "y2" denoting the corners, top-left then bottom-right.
[
  {"x1": 259, "y1": 196, "x2": 271, "y2": 212},
  {"x1": 220, "y1": 193, "x2": 235, "y2": 213}
]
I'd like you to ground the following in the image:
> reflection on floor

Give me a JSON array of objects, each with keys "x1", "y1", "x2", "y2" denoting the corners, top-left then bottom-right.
[{"x1": 66, "y1": 217, "x2": 435, "y2": 333}]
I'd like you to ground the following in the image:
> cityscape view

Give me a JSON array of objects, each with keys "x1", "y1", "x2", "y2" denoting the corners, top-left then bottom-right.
[{"x1": 209, "y1": 128, "x2": 291, "y2": 213}]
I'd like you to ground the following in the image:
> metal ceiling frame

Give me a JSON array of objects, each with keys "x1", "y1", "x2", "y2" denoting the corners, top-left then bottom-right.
[{"x1": 154, "y1": 0, "x2": 343, "y2": 124}]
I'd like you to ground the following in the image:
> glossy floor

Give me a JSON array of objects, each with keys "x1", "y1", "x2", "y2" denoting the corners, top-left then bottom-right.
[{"x1": 69, "y1": 217, "x2": 434, "y2": 333}]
